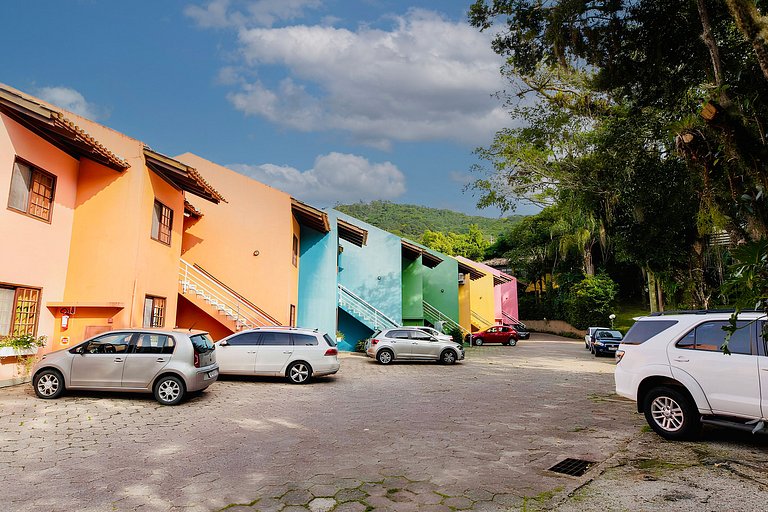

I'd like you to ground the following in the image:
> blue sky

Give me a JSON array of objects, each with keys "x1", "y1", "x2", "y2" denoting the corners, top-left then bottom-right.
[{"x1": 1, "y1": 0, "x2": 535, "y2": 217}]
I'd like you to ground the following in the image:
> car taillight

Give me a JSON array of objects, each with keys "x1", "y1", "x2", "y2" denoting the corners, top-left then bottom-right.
[
  {"x1": 324, "y1": 348, "x2": 338, "y2": 356},
  {"x1": 193, "y1": 351, "x2": 200, "y2": 368},
  {"x1": 615, "y1": 350, "x2": 625, "y2": 364},
  {"x1": 371, "y1": 339, "x2": 379, "y2": 345}
]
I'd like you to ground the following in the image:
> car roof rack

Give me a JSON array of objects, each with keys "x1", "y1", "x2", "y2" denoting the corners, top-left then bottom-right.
[
  {"x1": 249, "y1": 326, "x2": 319, "y2": 332},
  {"x1": 648, "y1": 309, "x2": 765, "y2": 316}
]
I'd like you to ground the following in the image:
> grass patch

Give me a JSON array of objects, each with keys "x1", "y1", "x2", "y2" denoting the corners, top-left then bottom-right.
[
  {"x1": 614, "y1": 305, "x2": 650, "y2": 333},
  {"x1": 640, "y1": 424, "x2": 653, "y2": 433},
  {"x1": 631, "y1": 458, "x2": 694, "y2": 475}
]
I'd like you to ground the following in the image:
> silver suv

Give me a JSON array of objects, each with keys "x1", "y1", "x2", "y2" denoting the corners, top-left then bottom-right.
[
  {"x1": 32, "y1": 329, "x2": 218, "y2": 405},
  {"x1": 365, "y1": 327, "x2": 465, "y2": 365}
]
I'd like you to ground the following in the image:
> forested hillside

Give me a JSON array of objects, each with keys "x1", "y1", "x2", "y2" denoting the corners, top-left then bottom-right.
[{"x1": 335, "y1": 200, "x2": 523, "y2": 240}]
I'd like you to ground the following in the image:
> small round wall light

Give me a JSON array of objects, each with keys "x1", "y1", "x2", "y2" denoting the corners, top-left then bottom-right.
[
  {"x1": 253, "y1": 250, "x2": 260, "y2": 256},
  {"x1": 377, "y1": 276, "x2": 382, "y2": 280},
  {"x1": 441, "y1": 289, "x2": 445, "y2": 293}
]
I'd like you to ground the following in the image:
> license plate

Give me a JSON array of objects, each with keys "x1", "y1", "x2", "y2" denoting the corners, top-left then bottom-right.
[
  {"x1": 609, "y1": 346, "x2": 617, "y2": 351},
  {"x1": 206, "y1": 369, "x2": 218, "y2": 379}
]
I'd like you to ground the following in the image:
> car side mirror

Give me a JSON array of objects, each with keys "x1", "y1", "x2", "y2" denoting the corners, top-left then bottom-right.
[
  {"x1": 430, "y1": 337, "x2": 439, "y2": 342},
  {"x1": 219, "y1": 340, "x2": 228, "y2": 346}
]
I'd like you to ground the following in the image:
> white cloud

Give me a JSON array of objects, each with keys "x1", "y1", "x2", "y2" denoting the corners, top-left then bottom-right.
[
  {"x1": 185, "y1": 0, "x2": 322, "y2": 28},
  {"x1": 192, "y1": 6, "x2": 509, "y2": 146},
  {"x1": 35, "y1": 86, "x2": 104, "y2": 120},
  {"x1": 229, "y1": 152, "x2": 406, "y2": 203}
]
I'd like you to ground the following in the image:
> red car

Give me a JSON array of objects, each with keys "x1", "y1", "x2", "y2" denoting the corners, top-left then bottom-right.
[{"x1": 471, "y1": 325, "x2": 519, "y2": 346}]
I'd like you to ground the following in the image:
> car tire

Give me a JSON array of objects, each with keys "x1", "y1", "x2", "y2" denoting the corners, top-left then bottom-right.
[
  {"x1": 643, "y1": 386, "x2": 701, "y2": 440},
  {"x1": 287, "y1": 361, "x2": 312, "y2": 384},
  {"x1": 474, "y1": 337, "x2": 484, "y2": 346},
  {"x1": 594, "y1": 349, "x2": 600, "y2": 357},
  {"x1": 509, "y1": 337, "x2": 517, "y2": 346},
  {"x1": 377, "y1": 349, "x2": 394, "y2": 365},
  {"x1": 440, "y1": 349, "x2": 457, "y2": 365},
  {"x1": 33, "y1": 369, "x2": 65, "y2": 399},
  {"x1": 153, "y1": 375, "x2": 185, "y2": 406}
]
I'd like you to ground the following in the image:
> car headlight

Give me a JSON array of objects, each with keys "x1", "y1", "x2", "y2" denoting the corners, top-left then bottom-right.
[{"x1": 595, "y1": 341, "x2": 604, "y2": 346}]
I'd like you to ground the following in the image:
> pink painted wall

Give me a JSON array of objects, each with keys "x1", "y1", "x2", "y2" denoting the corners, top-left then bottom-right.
[{"x1": 0, "y1": 113, "x2": 79, "y2": 385}]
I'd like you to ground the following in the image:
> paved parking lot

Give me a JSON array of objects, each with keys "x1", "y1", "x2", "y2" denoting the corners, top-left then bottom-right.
[{"x1": 1, "y1": 335, "x2": 766, "y2": 511}]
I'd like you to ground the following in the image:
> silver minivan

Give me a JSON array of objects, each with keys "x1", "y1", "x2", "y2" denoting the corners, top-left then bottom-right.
[{"x1": 31, "y1": 329, "x2": 218, "y2": 405}]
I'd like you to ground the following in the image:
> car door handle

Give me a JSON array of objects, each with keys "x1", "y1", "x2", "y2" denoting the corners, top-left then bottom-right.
[
  {"x1": 114, "y1": 357, "x2": 124, "y2": 363},
  {"x1": 674, "y1": 357, "x2": 689, "y2": 363},
  {"x1": 156, "y1": 358, "x2": 167, "y2": 363},
  {"x1": 283, "y1": 351, "x2": 293, "y2": 354}
]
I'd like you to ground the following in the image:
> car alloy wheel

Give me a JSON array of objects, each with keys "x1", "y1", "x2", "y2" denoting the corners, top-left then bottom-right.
[
  {"x1": 154, "y1": 376, "x2": 184, "y2": 405},
  {"x1": 441, "y1": 350, "x2": 456, "y2": 364},
  {"x1": 288, "y1": 362, "x2": 311, "y2": 384},
  {"x1": 509, "y1": 337, "x2": 517, "y2": 346},
  {"x1": 474, "y1": 338, "x2": 484, "y2": 346},
  {"x1": 643, "y1": 386, "x2": 700, "y2": 440},
  {"x1": 377, "y1": 349, "x2": 394, "y2": 365},
  {"x1": 34, "y1": 370, "x2": 64, "y2": 399}
]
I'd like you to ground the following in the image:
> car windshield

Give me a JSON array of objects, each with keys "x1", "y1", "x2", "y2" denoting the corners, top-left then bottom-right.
[
  {"x1": 323, "y1": 333, "x2": 337, "y2": 347},
  {"x1": 596, "y1": 330, "x2": 623, "y2": 339},
  {"x1": 190, "y1": 333, "x2": 214, "y2": 353}
]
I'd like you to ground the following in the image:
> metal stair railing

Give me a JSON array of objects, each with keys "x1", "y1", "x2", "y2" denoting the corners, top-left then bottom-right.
[
  {"x1": 471, "y1": 309, "x2": 494, "y2": 329},
  {"x1": 179, "y1": 259, "x2": 277, "y2": 330},
  {"x1": 502, "y1": 311, "x2": 523, "y2": 326},
  {"x1": 337, "y1": 284, "x2": 399, "y2": 331},
  {"x1": 423, "y1": 301, "x2": 469, "y2": 336}
]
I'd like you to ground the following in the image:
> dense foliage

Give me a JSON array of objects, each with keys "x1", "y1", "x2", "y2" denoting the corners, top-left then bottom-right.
[
  {"x1": 469, "y1": 0, "x2": 768, "y2": 323},
  {"x1": 335, "y1": 201, "x2": 522, "y2": 240}
]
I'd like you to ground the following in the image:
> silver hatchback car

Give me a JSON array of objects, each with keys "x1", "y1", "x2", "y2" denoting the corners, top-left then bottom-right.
[
  {"x1": 31, "y1": 329, "x2": 219, "y2": 405},
  {"x1": 365, "y1": 327, "x2": 465, "y2": 365}
]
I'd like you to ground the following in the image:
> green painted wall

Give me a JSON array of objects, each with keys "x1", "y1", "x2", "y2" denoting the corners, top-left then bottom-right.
[
  {"x1": 401, "y1": 255, "x2": 423, "y2": 323},
  {"x1": 423, "y1": 249, "x2": 460, "y2": 324}
]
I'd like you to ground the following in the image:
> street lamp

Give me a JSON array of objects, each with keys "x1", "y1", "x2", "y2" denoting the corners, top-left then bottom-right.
[{"x1": 609, "y1": 313, "x2": 616, "y2": 329}]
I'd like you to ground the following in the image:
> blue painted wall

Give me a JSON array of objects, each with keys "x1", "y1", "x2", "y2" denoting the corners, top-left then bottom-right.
[
  {"x1": 296, "y1": 225, "x2": 337, "y2": 339},
  {"x1": 335, "y1": 210, "x2": 403, "y2": 329}
]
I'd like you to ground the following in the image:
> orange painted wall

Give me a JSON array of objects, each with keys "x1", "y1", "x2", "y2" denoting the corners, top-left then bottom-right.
[
  {"x1": 52, "y1": 113, "x2": 186, "y2": 349},
  {"x1": 0, "y1": 113, "x2": 80, "y2": 383},
  {"x1": 176, "y1": 295, "x2": 231, "y2": 341},
  {"x1": 175, "y1": 153, "x2": 299, "y2": 326}
]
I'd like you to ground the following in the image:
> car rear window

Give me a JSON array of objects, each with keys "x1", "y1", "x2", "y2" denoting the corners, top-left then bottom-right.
[
  {"x1": 622, "y1": 320, "x2": 678, "y2": 345},
  {"x1": 323, "y1": 333, "x2": 337, "y2": 347},
  {"x1": 190, "y1": 333, "x2": 214, "y2": 353}
]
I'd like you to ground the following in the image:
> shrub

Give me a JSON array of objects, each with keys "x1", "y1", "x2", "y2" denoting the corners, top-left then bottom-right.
[
  {"x1": 565, "y1": 274, "x2": 618, "y2": 329},
  {"x1": 354, "y1": 339, "x2": 367, "y2": 352},
  {"x1": 0, "y1": 333, "x2": 47, "y2": 350},
  {"x1": 449, "y1": 326, "x2": 463, "y2": 344}
]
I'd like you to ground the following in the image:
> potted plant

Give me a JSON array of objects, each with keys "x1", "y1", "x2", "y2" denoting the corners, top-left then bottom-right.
[{"x1": 0, "y1": 333, "x2": 47, "y2": 357}]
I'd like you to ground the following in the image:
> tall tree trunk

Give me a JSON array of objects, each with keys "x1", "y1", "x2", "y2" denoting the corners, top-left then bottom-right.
[
  {"x1": 647, "y1": 268, "x2": 659, "y2": 313},
  {"x1": 656, "y1": 277, "x2": 664, "y2": 312},
  {"x1": 583, "y1": 248, "x2": 595, "y2": 276},
  {"x1": 726, "y1": 0, "x2": 768, "y2": 82},
  {"x1": 698, "y1": 0, "x2": 730, "y2": 105}
]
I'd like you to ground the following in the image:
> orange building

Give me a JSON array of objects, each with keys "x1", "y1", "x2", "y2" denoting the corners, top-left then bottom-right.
[
  {"x1": 173, "y1": 153, "x2": 312, "y2": 340},
  {"x1": 0, "y1": 85, "x2": 222, "y2": 386}
]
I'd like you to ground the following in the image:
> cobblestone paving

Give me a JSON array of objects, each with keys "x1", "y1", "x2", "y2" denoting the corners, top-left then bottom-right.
[{"x1": 1, "y1": 335, "x2": 641, "y2": 511}]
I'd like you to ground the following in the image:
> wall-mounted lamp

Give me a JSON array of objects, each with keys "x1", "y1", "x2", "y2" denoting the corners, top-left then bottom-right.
[
  {"x1": 377, "y1": 276, "x2": 382, "y2": 281},
  {"x1": 440, "y1": 289, "x2": 444, "y2": 293},
  {"x1": 338, "y1": 246, "x2": 344, "y2": 254},
  {"x1": 253, "y1": 250, "x2": 260, "y2": 257}
]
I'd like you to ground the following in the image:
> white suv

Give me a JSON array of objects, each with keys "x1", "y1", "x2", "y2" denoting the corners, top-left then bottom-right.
[
  {"x1": 615, "y1": 311, "x2": 768, "y2": 440},
  {"x1": 215, "y1": 327, "x2": 339, "y2": 384}
]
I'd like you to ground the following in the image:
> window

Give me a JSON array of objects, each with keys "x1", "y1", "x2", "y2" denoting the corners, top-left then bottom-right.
[
  {"x1": 151, "y1": 200, "x2": 173, "y2": 245},
  {"x1": 323, "y1": 333, "x2": 337, "y2": 347},
  {"x1": 388, "y1": 330, "x2": 411, "y2": 339},
  {"x1": 82, "y1": 333, "x2": 132, "y2": 354},
  {"x1": 259, "y1": 332, "x2": 292, "y2": 346},
  {"x1": 292, "y1": 235, "x2": 299, "y2": 267},
  {"x1": 676, "y1": 321, "x2": 752, "y2": 355},
  {"x1": 8, "y1": 160, "x2": 56, "y2": 222},
  {"x1": 409, "y1": 330, "x2": 432, "y2": 341},
  {"x1": 143, "y1": 296, "x2": 166, "y2": 327},
  {"x1": 622, "y1": 320, "x2": 679, "y2": 345},
  {"x1": 0, "y1": 285, "x2": 40, "y2": 336},
  {"x1": 292, "y1": 333, "x2": 318, "y2": 346},
  {"x1": 190, "y1": 333, "x2": 215, "y2": 353},
  {"x1": 289, "y1": 304, "x2": 296, "y2": 327},
  {"x1": 226, "y1": 332, "x2": 261, "y2": 345},
  {"x1": 134, "y1": 334, "x2": 175, "y2": 354}
]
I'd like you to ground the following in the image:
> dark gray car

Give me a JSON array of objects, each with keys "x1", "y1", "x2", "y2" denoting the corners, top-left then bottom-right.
[{"x1": 31, "y1": 329, "x2": 218, "y2": 405}]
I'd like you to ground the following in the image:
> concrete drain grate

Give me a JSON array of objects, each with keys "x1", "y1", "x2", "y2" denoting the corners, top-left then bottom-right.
[{"x1": 548, "y1": 458, "x2": 595, "y2": 477}]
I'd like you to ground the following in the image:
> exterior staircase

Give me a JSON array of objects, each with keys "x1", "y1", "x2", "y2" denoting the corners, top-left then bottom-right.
[
  {"x1": 502, "y1": 311, "x2": 522, "y2": 326},
  {"x1": 178, "y1": 259, "x2": 279, "y2": 331},
  {"x1": 337, "y1": 284, "x2": 399, "y2": 331},
  {"x1": 471, "y1": 309, "x2": 494, "y2": 330},
  {"x1": 424, "y1": 301, "x2": 469, "y2": 337}
]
